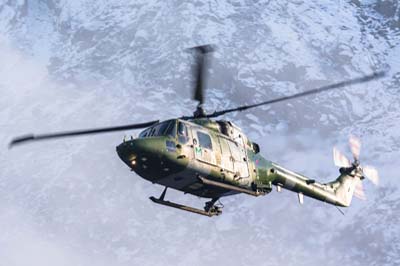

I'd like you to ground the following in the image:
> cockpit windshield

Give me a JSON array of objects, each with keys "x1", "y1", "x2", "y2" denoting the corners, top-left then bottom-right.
[{"x1": 139, "y1": 120, "x2": 176, "y2": 138}]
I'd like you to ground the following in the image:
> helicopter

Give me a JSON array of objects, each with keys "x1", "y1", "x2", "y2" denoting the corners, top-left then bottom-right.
[{"x1": 9, "y1": 45, "x2": 384, "y2": 217}]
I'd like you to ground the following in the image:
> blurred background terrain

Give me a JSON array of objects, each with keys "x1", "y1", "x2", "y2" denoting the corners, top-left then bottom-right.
[{"x1": 0, "y1": 1, "x2": 399, "y2": 265}]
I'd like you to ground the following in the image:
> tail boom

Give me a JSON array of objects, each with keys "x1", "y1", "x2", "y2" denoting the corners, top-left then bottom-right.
[{"x1": 268, "y1": 164, "x2": 361, "y2": 207}]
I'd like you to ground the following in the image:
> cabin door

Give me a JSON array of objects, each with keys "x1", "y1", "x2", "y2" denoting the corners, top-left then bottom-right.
[
  {"x1": 192, "y1": 130, "x2": 216, "y2": 165},
  {"x1": 218, "y1": 136, "x2": 235, "y2": 172},
  {"x1": 226, "y1": 138, "x2": 249, "y2": 178}
]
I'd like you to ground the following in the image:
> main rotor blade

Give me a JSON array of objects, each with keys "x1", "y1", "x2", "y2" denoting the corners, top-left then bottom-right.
[
  {"x1": 189, "y1": 45, "x2": 214, "y2": 106},
  {"x1": 9, "y1": 120, "x2": 159, "y2": 148},
  {"x1": 202, "y1": 71, "x2": 385, "y2": 119}
]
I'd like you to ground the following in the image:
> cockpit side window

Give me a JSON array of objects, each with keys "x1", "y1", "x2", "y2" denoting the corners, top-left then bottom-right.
[{"x1": 177, "y1": 122, "x2": 188, "y2": 143}]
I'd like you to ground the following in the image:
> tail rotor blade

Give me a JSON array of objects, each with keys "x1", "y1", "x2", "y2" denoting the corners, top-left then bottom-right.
[
  {"x1": 363, "y1": 165, "x2": 380, "y2": 185},
  {"x1": 354, "y1": 179, "x2": 367, "y2": 200},
  {"x1": 349, "y1": 135, "x2": 361, "y2": 161},
  {"x1": 333, "y1": 146, "x2": 351, "y2": 167}
]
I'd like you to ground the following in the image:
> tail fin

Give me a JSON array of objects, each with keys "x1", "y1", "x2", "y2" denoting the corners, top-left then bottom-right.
[{"x1": 331, "y1": 174, "x2": 362, "y2": 207}]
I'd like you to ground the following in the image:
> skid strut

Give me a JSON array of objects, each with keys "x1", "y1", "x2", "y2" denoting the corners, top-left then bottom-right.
[{"x1": 149, "y1": 187, "x2": 222, "y2": 217}]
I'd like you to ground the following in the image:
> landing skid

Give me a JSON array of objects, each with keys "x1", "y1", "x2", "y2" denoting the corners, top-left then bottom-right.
[{"x1": 149, "y1": 187, "x2": 222, "y2": 217}]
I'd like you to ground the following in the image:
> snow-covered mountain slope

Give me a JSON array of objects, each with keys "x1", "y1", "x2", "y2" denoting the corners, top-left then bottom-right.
[{"x1": 1, "y1": 1, "x2": 399, "y2": 265}]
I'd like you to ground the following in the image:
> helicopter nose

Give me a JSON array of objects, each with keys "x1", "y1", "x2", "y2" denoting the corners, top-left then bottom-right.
[
  {"x1": 116, "y1": 137, "x2": 187, "y2": 181},
  {"x1": 116, "y1": 138, "x2": 159, "y2": 169},
  {"x1": 116, "y1": 140, "x2": 140, "y2": 167}
]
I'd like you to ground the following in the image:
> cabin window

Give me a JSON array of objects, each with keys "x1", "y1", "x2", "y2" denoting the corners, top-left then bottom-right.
[
  {"x1": 197, "y1": 132, "x2": 212, "y2": 150},
  {"x1": 177, "y1": 122, "x2": 188, "y2": 143}
]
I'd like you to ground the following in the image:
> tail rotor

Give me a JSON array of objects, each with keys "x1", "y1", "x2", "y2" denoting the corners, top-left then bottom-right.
[
  {"x1": 354, "y1": 180, "x2": 367, "y2": 201},
  {"x1": 333, "y1": 146, "x2": 351, "y2": 168},
  {"x1": 349, "y1": 135, "x2": 361, "y2": 162},
  {"x1": 363, "y1": 165, "x2": 379, "y2": 185},
  {"x1": 332, "y1": 135, "x2": 380, "y2": 200}
]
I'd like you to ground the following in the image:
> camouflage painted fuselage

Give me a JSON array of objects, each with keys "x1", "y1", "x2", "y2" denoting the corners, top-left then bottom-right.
[{"x1": 117, "y1": 119, "x2": 361, "y2": 207}]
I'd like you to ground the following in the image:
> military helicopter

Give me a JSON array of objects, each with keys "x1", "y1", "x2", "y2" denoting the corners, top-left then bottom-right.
[{"x1": 10, "y1": 45, "x2": 384, "y2": 217}]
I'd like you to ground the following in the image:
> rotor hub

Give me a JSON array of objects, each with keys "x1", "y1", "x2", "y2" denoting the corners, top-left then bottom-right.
[{"x1": 193, "y1": 105, "x2": 207, "y2": 118}]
